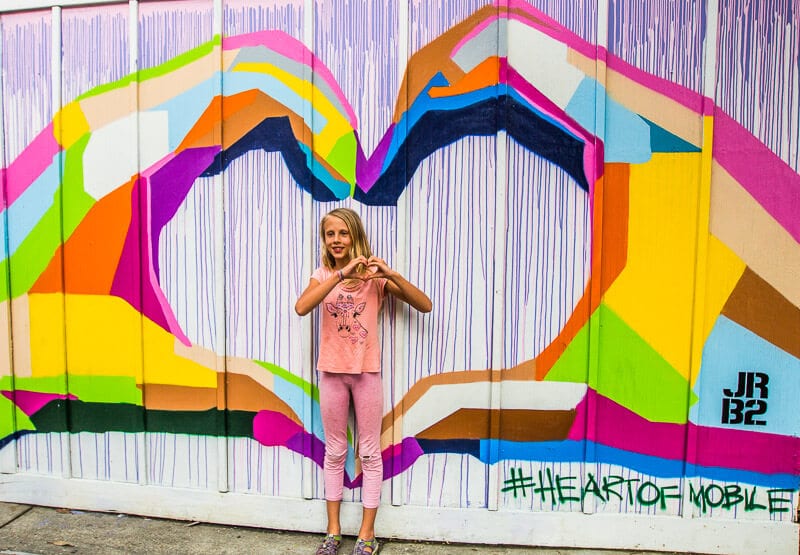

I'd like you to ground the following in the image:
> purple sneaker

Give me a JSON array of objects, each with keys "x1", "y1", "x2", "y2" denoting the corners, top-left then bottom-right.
[
  {"x1": 316, "y1": 534, "x2": 342, "y2": 555},
  {"x1": 352, "y1": 537, "x2": 379, "y2": 555}
]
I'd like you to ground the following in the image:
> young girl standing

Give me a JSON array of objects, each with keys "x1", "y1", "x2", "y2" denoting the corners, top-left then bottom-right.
[{"x1": 295, "y1": 208, "x2": 432, "y2": 555}]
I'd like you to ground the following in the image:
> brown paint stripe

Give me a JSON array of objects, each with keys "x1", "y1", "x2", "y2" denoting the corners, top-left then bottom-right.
[
  {"x1": 416, "y1": 408, "x2": 575, "y2": 442},
  {"x1": 380, "y1": 360, "x2": 536, "y2": 431},
  {"x1": 140, "y1": 373, "x2": 300, "y2": 425},
  {"x1": 721, "y1": 267, "x2": 800, "y2": 359}
]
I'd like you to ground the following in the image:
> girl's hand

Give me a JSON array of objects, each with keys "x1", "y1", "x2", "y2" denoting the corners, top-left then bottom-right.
[
  {"x1": 364, "y1": 256, "x2": 395, "y2": 280},
  {"x1": 342, "y1": 256, "x2": 368, "y2": 279}
]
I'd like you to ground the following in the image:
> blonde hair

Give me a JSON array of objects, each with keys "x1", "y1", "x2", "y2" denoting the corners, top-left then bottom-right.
[{"x1": 319, "y1": 208, "x2": 373, "y2": 270}]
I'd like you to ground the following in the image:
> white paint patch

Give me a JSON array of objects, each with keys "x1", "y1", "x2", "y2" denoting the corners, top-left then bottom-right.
[
  {"x1": 507, "y1": 20, "x2": 584, "y2": 109},
  {"x1": 1, "y1": 473, "x2": 796, "y2": 554},
  {"x1": 403, "y1": 380, "x2": 587, "y2": 437},
  {"x1": 82, "y1": 111, "x2": 170, "y2": 201}
]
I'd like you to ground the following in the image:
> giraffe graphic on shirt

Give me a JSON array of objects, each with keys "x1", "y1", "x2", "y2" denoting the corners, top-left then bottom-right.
[{"x1": 325, "y1": 294, "x2": 369, "y2": 344}]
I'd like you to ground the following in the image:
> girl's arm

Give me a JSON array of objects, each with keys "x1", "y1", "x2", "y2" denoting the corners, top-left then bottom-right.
[
  {"x1": 294, "y1": 256, "x2": 367, "y2": 316},
  {"x1": 368, "y1": 256, "x2": 432, "y2": 313}
]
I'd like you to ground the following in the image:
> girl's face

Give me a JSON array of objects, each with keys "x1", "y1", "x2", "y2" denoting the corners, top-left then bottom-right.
[{"x1": 323, "y1": 216, "x2": 352, "y2": 266}]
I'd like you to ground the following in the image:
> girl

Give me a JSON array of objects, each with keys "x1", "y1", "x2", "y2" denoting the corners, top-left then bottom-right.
[{"x1": 295, "y1": 208, "x2": 432, "y2": 555}]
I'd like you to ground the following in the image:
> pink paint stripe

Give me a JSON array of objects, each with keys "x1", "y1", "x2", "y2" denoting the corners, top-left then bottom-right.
[
  {"x1": 570, "y1": 390, "x2": 798, "y2": 475},
  {"x1": 502, "y1": 0, "x2": 712, "y2": 115},
  {"x1": 2, "y1": 123, "x2": 60, "y2": 209},
  {"x1": 223, "y1": 31, "x2": 357, "y2": 127},
  {"x1": 713, "y1": 109, "x2": 800, "y2": 243}
]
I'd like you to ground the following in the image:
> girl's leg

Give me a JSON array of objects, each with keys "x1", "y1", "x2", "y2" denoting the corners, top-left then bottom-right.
[
  {"x1": 351, "y1": 371, "x2": 384, "y2": 541},
  {"x1": 319, "y1": 372, "x2": 351, "y2": 535}
]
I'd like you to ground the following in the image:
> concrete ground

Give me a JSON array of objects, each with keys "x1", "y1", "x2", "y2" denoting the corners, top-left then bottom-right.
[{"x1": 0, "y1": 503, "x2": 688, "y2": 555}]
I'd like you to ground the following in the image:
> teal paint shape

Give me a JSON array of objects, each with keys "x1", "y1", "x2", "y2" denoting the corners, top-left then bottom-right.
[{"x1": 642, "y1": 117, "x2": 700, "y2": 153}]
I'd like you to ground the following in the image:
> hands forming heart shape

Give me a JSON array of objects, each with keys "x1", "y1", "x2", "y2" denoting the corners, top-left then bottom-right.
[{"x1": 344, "y1": 256, "x2": 391, "y2": 280}]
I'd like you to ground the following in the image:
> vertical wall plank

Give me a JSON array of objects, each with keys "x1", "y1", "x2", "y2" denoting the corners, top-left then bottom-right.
[{"x1": 0, "y1": 14, "x2": 16, "y2": 475}]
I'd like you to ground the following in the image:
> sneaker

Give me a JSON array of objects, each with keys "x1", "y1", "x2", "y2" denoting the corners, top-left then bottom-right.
[
  {"x1": 352, "y1": 537, "x2": 380, "y2": 555},
  {"x1": 316, "y1": 534, "x2": 342, "y2": 555}
]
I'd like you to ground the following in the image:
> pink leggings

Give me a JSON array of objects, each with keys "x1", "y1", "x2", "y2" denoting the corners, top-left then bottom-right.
[{"x1": 318, "y1": 371, "x2": 383, "y2": 509}]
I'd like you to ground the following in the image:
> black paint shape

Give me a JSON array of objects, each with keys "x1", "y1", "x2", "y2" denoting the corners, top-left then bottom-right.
[
  {"x1": 197, "y1": 96, "x2": 588, "y2": 206},
  {"x1": 356, "y1": 95, "x2": 589, "y2": 205},
  {"x1": 416, "y1": 438, "x2": 481, "y2": 459},
  {"x1": 201, "y1": 116, "x2": 339, "y2": 202}
]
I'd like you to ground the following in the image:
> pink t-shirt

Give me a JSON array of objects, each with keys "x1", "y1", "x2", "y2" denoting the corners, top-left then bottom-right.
[{"x1": 311, "y1": 266, "x2": 387, "y2": 374}]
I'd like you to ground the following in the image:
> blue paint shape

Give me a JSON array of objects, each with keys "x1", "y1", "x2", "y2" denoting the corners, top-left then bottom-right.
[
  {"x1": 3, "y1": 159, "x2": 61, "y2": 260},
  {"x1": 565, "y1": 77, "x2": 652, "y2": 163},
  {"x1": 691, "y1": 316, "x2": 800, "y2": 436}
]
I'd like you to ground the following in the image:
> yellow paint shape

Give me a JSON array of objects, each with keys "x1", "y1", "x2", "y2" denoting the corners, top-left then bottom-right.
[
  {"x1": 567, "y1": 49, "x2": 702, "y2": 148},
  {"x1": 29, "y1": 294, "x2": 67, "y2": 378},
  {"x1": 232, "y1": 61, "x2": 352, "y2": 158},
  {"x1": 54, "y1": 102, "x2": 91, "y2": 149},
  {"x1": 702, "y1": 234, "x2": 746, "y2": 340},
  {"x1": 603, "y1": 153, "x2": 703, "y2": 379},
  {"x1": 28, "y1": 293, "x2": 216, "y2": 387},
  {"x1": 710, "y1": 161, "x2": 800, "y2": 307}
]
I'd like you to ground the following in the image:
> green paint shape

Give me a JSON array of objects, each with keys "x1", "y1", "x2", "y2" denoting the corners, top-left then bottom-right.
[
  {"x1": 76, "y1": 35, "x2": 222, "y2": 101},
  {"x1": 325, "y1": 132, "x2": 357, "y2": 189},
  {"x1": 255, "y1": 360, "x2": 319, "y2": 402},
  {"x1": 67, "y1": 375, "x2": 142, "y2": 405},
  {"x1": 0, "y1": 136, "x2": 94, "y2": 302},
  {"x1": 0, "y1": 395, "x2": 35, "y2": 437},
  {"x1": 2, "y1": 375, "x2": 140, "y2": 405},
  {"x1": 546, "y1": 304, "x2": 696, "y2": 423}
]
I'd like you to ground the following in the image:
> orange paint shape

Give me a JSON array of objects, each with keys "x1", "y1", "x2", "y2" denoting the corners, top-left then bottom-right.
[
  {"x1": 178, "y1": 89, "x2": 345, "y2": 182},
  {"x1": 535, "y1": 164, "x2": 630, "y2": 379},
  {"x1": 31, "y1": 179, "x2": 134, "y2": 295},
  {"x1": 429, "y1": 57, "x2": 501, "y2": 98}
]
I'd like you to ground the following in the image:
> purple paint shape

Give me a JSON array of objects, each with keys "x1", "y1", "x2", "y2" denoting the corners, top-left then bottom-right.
[
  {"x1": 567, "y1": 389, "x2": 799, "y2": 475},
  {"x1": 147, "y1": 146, "x2": 220, "y2": 278},
  {"x1": 355, "y1": 126, "x2": 395, "y2": 192},
  {"x1": 253, "y1": 409, "x2": 425, "y2": 485},
  {"x1": 383, "y1": 437, "x2": 424, "y2": 479},
  {"x1": 2, "y1": 390, "x2": 77, "y2": 417},
  {"x1": 713, "y1": 110, "x2": 800, "y2": 243}
]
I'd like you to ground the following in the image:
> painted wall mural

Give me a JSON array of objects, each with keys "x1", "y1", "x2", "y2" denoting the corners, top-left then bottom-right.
[{"x1": 0, "y1": 0, "x2": 798, "y2": 530}]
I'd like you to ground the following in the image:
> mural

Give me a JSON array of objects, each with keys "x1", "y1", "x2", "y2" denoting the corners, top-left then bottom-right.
[{"x1": 0, "y1": 0, "x2": 798, "y2": 532}]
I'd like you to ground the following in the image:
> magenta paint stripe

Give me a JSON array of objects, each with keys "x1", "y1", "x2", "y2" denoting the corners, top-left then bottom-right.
[
  {"x1": 223, "y1": 31, "x2": 357, "y2": 127},
  {"x1": 569, "y1": 390, "x2": 798, "y2": 475},
  {"x1": 3, "y1": 123, "x2": 60, "y2": 209},
  {"x1": 2, "y1": 390, "x2": 78, "y2": 417},
  {"x1": 713, "y1": 109, "x2": 800, "y2": 243}
]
